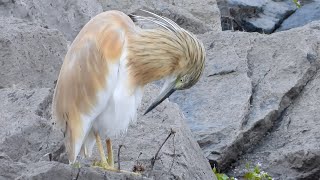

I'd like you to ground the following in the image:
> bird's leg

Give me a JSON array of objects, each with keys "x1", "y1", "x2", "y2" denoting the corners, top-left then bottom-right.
[
  {"x1": 92, "y1": 132, "x2": 117, "y2": 171},
  {"x1": 92, "y1": 133, "x2": 139, "y2": 175},
  {"x1": 106, "y1": 138, "x2": 114, "y2": 167},
  {"x1": 95, "y1": 132, "x2": 107, "y2": 162}
]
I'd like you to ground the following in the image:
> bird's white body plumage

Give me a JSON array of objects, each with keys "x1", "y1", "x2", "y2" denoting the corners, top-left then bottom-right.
[{"x1": 76, "y1": 49, "x2": 143, "y2": 158}]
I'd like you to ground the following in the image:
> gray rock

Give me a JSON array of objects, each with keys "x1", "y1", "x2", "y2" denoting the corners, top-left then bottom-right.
[
  {"x1": 169, "y1": 21, "x2": 320, "y2": 179},
  {"x1": 276, "y1": 1, "x2": 320, "y2": 32},
  {"x1": 0, "y1": 17, "x2": 67, "y2": 89},
  {"x1": 0, "y1": 85, "x2": 216, "y2": 180},
  {"x1": 0, "y1": 0, "x2": 103, "y2": 41},
  {"x1": 218, "y1": 0, "x2": 296, "y2": 33},
  {"x1": 98, "y1": 0, "x2": 221, "y2": 34}
]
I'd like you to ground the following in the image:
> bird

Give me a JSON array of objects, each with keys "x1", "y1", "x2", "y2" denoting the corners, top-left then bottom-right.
[{"x1": 52, "y1": 9, "x2": 205, "y2": 171}]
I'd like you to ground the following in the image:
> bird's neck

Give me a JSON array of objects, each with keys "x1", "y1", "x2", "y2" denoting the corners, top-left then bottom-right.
[{"x1": 127, "y1": 29, "x2": 186, "y2": 87}]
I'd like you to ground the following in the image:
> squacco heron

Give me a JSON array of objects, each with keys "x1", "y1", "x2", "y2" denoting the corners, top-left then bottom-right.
[{"x1": 52, "y1": 10, "x2": 205, "y2": 171}]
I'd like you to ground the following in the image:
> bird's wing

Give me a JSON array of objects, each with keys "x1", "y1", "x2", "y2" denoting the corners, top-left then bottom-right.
[{"x1": 52, "y1": 13, "x2": 127, "y2": 161}]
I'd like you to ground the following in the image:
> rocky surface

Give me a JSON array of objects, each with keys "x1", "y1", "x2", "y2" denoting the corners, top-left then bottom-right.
[
  {"x1": 170, "y1": 21, "x2": 320, "y2": 178},
  {"x1": 229, "y1": 71, "x2": 320, "y2": 179},
  {"x1": 276, "y1": 0, "x2": 320, "y2": 32}
]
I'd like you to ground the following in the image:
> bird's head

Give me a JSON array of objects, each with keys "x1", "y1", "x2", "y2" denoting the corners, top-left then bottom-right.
[
  {"x1": 130, "y1": 10, "x2": 206, "y2": 115},
  {"x1": 144, "y1": 38, "x2": 205, "y2": 115}
]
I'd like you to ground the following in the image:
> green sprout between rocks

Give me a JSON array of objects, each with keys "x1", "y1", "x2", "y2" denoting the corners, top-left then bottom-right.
[
  {"x1": 244, "y1": 163, "x2": 273, "y2": 180},
  {"x1": 213, "y1": 167, "x2": 236, "y2": 180},
  {"x1": 293, "y1": 0, "x2": 301, "y2": 8},
  {"x1": 213, "y1": 162, "x2": 273, "y2": 180}
]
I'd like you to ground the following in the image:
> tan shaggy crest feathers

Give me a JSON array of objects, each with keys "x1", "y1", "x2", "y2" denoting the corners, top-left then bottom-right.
[{"x1": 127, "y1": 10, "x2": 205, "y2": 89}]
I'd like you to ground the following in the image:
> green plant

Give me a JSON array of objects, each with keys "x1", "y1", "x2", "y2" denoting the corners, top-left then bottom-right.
[
  {"x1": 213, "y1": 167, "x2": 236, "y2": 180},
  {"x1": 243, "y1": 163, "x2": 273, "y2": 180},
  {"x1": 212, "y1": 163, "x2": 273, "y2": 180}
]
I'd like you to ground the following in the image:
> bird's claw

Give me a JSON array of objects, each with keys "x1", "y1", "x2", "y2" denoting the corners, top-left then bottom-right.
[
  {"x1": 92, "y1": 160, "x2": 118, "y2": 172},
  {"x1": 92, "y1": 160, "x2": 141, "y2": 176}
]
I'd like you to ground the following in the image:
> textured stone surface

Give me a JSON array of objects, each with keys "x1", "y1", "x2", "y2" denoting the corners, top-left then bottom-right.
[
  {"x1": 217, "y1": 0, "x2": 296, "y2": 33},
  {"x1": 229, "y1": 71, "x2": 320, "y2": 179},
  {"x1": 0, "y1": 0, "x2": 103, "y2": 41},
  {"x1": 170, "y1": 21, "x2": 320, "y2": 178},
  {"x1": 276, "y1": 1, "x2": 320, "y2": 32},
  {"x1": 0, "y1": 17, "x2": 67, "y2": 89},
  {"x1": 15, "y1": 161, "x2": 151, "y2": 180}
]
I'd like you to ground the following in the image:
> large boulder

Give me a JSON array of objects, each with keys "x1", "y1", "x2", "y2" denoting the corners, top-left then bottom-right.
[
  {"x1": 229, "y1": 67, "x2": 320, "y2": 179},
  {"x1": 0, "y1": 17, "x2": 67, "y2": 89},
  {"x1": 0, "y1": 85, "x2": 216, "y2": 180},
  {"x1": 169, "y1": 21, "x2": 320, "y2": 179},
  {"x1": 0, "y1": 0, "x2": 103, "y2": 41}
]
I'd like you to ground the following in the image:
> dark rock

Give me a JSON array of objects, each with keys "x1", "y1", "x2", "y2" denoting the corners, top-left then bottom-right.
[
  {"x1": 217, "y1": 0, "x2": 297, "y2": 33},
  {"x1": 276, "y1": 1, "x2": 320, "y2": 32}
]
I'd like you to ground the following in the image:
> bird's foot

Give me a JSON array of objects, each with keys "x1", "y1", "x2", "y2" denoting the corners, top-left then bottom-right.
[
  {"x1": 92, "y1": 160, "x2": 117, "y2": 171},
  {"x1": 92, "y1": 160, "x2": 141, "y2": 175}
]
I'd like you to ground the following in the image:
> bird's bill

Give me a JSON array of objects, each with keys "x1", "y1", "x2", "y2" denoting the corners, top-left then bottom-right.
[{"x1": 144, "y1": 81, "x2": 176, "y2": 115}]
